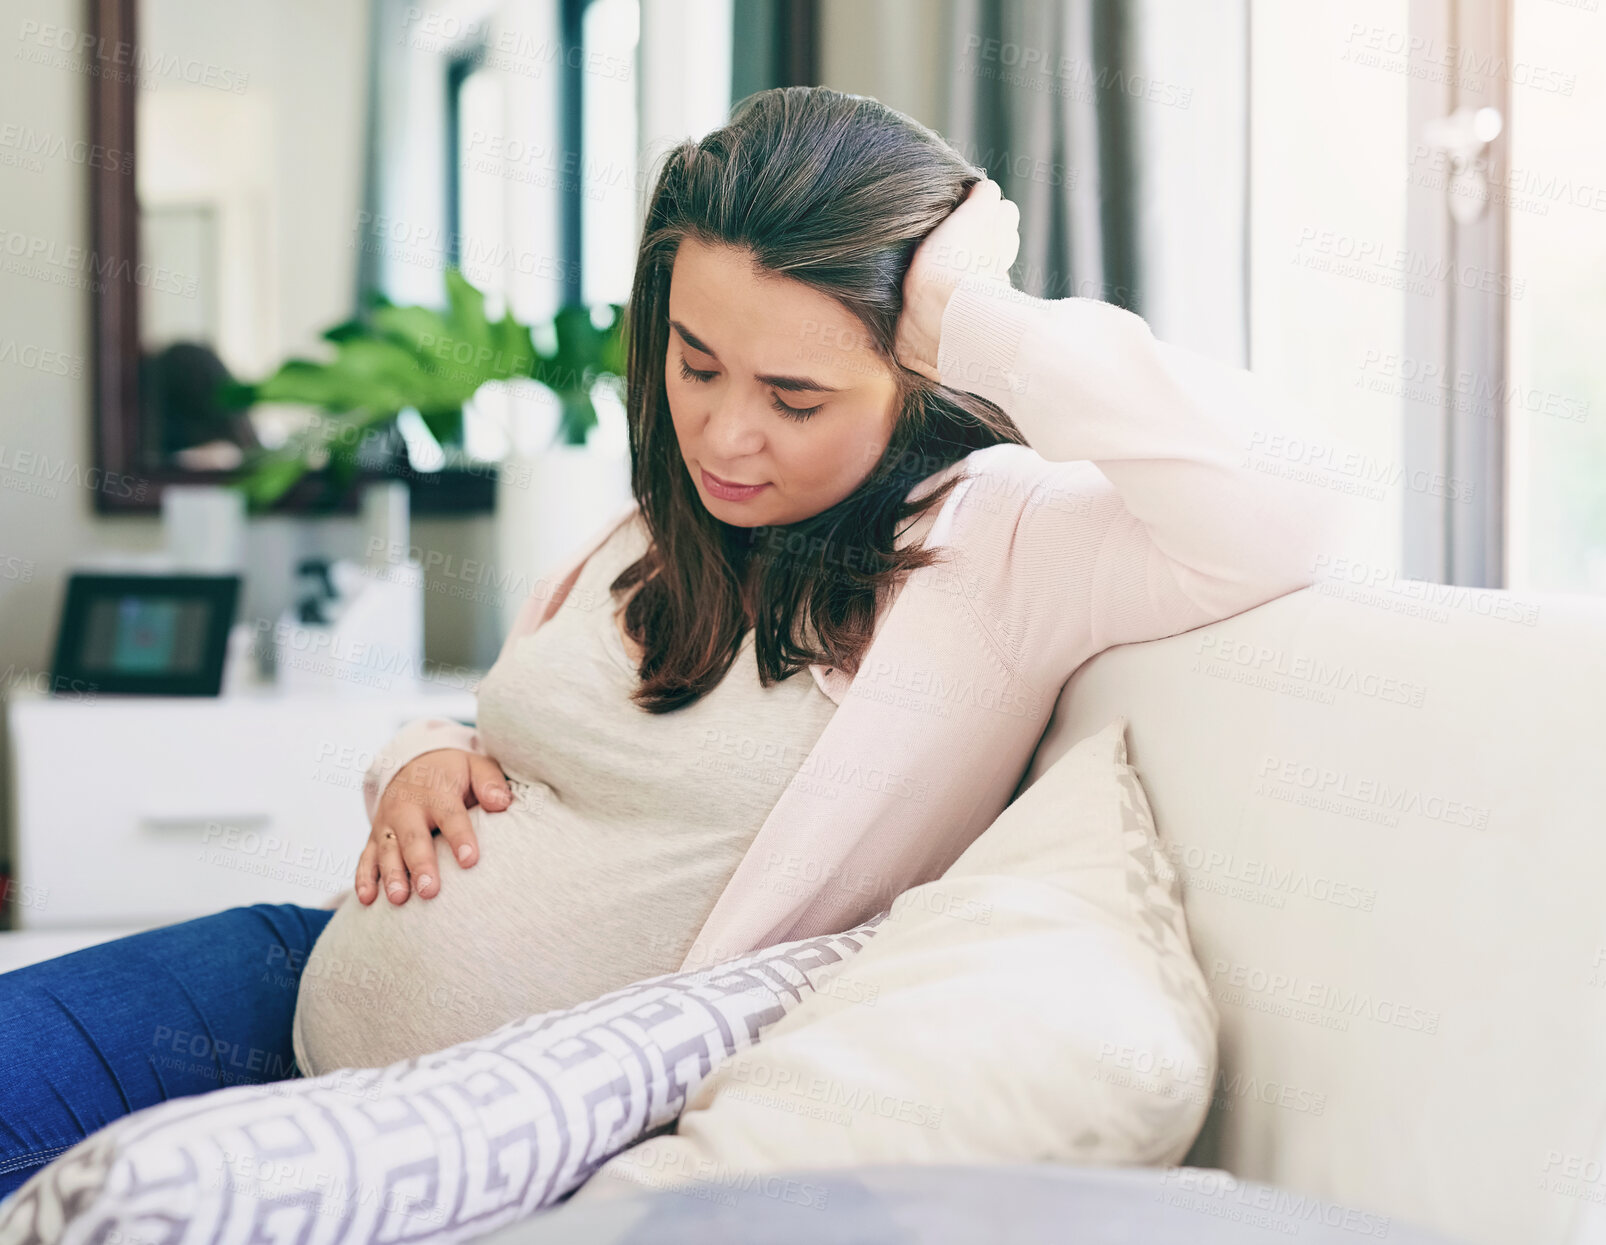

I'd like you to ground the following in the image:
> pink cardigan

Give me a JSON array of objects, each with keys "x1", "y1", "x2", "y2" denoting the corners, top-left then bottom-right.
[{"x1": 357, "y1": 283, "x2": 1348, "y2": 971}]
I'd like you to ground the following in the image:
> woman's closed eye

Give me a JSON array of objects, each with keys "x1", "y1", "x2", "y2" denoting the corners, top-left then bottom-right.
[
  {"x1": 768, "y1": 392, "x2": 823, "y2": 421},
  {"x1": 677, "y1": 357, "x2": 823, "y2": 422},
  {"x1": 678, "y1": 357, "x2": 717, "y2": 384}
]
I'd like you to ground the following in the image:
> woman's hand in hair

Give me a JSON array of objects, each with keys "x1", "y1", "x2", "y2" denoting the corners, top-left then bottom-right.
[
  {"x1": 894, "y1": 178, "x2": 1021, "y2": 383},
  {"x1": 356, "y1": 748, "x2": 512, "y2": 904}
]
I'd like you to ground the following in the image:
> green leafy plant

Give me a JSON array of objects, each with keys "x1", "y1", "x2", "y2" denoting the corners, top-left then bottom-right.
[{"x1": 227, "y1": 268, "x2": 627, "y2": 510}]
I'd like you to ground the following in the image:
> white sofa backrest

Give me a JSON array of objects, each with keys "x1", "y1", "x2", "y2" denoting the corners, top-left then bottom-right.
[{"x1": 1022, "y1": 579, "x2": 1606, "y2": 1245}]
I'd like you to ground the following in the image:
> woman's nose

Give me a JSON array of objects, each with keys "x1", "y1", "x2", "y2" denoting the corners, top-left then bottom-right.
[{"x1": 702, "y1": 391, "x2": 767, "y2": 458}]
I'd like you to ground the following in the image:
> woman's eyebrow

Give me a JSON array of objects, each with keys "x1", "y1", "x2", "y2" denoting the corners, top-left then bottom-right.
[
  {"x1": 669, "y1": 319, "x2": 718, "y2": 357},
  {"x1": 670, "y1": 318, "x2": 843, "y2": 393},
  {"x1": 760, "y1": 371, "x2": 842, "y2": 394}
]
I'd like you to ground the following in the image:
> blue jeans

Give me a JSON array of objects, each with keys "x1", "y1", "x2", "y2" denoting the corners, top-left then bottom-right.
[{"x1": 0, "y1": 902, "x2": 334, "y2": 1200}]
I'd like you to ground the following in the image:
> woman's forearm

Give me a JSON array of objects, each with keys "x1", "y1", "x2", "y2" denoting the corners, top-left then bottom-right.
[{"x1": 933, "y1": 282, "x2": 1350, "y2": 627}]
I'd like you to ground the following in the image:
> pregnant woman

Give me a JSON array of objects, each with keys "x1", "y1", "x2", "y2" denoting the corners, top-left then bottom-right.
[{"x1": 0, "y1": 84, "x2": 1343, "y2": 1194}]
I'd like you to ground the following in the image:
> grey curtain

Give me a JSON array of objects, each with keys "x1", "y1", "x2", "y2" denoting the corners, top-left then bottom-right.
[
  {"x1": 941, "y1": 0, "x2": 1138, "y2": 311},
  {"x1": 933, "y1": 0, "x2": 1250, "y2": 362},
  {"x1": 733, "y1": 0, "x2": 819, "y2": 103}
]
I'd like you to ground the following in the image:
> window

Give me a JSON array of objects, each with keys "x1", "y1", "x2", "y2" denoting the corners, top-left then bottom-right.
[
  {"x1": 1505, "y1": 0, "x2": 1606, "y2": 593},
  {"x1": 1250, "y1": 0, "x2": 1605, "y2": 594},
  {"x1": 451, "y1": 59, "x2": 507, "y2": 305},
  {"x1": 581, "y1": 0, "x2": 641, "y2": 306},
  {"x1": 1249, "y1": 0, "x2": 1411, "y2": 575}
]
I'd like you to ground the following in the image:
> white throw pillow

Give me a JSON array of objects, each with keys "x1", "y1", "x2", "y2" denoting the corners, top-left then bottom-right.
[{"x1": 577, "y1": 715, "x2": 1217, "y2": 1202}]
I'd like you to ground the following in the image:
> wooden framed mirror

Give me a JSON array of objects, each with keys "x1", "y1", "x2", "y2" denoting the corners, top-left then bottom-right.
[{"x1": 87, "y1": 0, "x2": 496, "y2": 515}]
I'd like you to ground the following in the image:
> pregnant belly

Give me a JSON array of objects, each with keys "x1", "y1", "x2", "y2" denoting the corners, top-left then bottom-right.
[{"x1": 291, "y1": 787, "x2": 712, "y2": 1076}]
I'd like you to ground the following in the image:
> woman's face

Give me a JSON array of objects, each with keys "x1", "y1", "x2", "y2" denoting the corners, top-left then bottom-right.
[{"x1": 664, "y1": 236, "x2": 901, "y2": 528}]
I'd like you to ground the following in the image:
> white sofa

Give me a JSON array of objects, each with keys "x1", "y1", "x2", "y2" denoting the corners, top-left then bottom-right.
[
  {"x1": 5, "y1": 570, "x2": 1598, "y2": 1245},
  {"x1": 1019, "y1": 572, "x2": 1606, "y2": 1245}
]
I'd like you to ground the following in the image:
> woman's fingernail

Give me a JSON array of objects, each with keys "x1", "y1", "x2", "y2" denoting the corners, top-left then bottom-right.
[
  {"x1": 417, "y1": 875, "x2": 434, "y2": 893},
  {"x1": 457, "y1": 843, "x2": 474, "y2": 863}
]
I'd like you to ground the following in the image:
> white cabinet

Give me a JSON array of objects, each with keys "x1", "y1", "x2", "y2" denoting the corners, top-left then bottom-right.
[{"x1": 3, "y1": 684, "x2": 478, "y2": 929}]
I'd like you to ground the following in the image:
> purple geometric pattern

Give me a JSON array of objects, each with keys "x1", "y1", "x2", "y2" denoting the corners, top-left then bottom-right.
[{"x1": 0, "y1": 918, "x2": 883, "y2": 1245}]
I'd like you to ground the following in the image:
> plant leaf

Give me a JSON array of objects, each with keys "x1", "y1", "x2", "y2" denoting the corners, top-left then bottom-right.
[{"x1": 229, "y1": 269, "x2": 631, "y2": 496}]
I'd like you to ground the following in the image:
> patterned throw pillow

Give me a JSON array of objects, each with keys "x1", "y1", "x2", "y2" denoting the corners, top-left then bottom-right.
[{"x1": 0, "y1": 919, "x2": 882, "y2": 1245}]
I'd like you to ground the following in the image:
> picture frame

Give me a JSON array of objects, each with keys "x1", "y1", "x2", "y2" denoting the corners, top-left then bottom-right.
[{"x1": 50, "y1": 573, "x2": 242, "y2": 697}]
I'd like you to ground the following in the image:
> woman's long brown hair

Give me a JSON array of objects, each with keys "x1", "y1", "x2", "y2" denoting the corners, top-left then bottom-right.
[{"x1": 616, "y1": 85, "x2": 1027, "y2": 712}]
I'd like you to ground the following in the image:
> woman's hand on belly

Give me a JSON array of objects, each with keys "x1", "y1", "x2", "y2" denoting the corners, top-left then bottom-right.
[{"x1": 357, "y1": 748, "x2": 513, "y2": 905}]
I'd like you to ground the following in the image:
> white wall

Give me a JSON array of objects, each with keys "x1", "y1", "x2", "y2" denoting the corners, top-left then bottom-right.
[
  {"x1": 1129, "y1": 0, "x2": 1248, "y2": 365},
  {"x1": 0, "y1": 0, "x2": 166, "y2": 686},
  {"x1": 1248, "y1": 0, "x2": 1408, "y2": 575}
]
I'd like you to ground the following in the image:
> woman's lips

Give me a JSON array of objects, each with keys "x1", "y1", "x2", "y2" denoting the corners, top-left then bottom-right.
[{"x1": 701, "y1": 467, "x2": 770, "y2": 502}]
